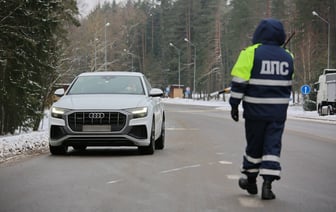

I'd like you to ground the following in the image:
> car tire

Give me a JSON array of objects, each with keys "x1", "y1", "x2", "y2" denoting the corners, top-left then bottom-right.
[
  {"x1": 138, "y1": 119, "x2": 155, "y2": 155},
  {"x1": 318, "y1": 104, "x2": 322, "y2": 116},
  {"x1": 327, "y1": 105, "x2": 333, "y2": 115},
  {"x1": 49, "y1": 144, "x2": 68, "y2": 155},
  {"x1": 155, "y1": 116, "x2": 165, "y2": 150},
  {"x1": 73, "y1": 145, "x2": 87, "y2": 151}
]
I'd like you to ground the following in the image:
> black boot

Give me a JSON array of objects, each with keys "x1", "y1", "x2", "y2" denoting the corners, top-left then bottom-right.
[
  {"x1": 261, "y1": 181, "x2": 276, "y2": 200},
  {"x1": 238, "y1": 178, "x2": 258, "y2": 195}
]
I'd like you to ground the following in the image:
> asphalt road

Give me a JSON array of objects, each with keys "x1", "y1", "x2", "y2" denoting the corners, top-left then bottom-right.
[{"x1": 0, "y1": 103, "x2": 335, "y2": 212}]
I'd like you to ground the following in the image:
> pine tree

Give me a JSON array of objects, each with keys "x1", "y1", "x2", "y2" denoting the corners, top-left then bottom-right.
[{"x1": 0, "y1": 0, "x2": 79, "y2": 135}]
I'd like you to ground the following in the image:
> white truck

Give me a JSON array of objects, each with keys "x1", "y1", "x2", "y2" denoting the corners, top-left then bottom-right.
[{"x1": 315, "y1": 69, "x2": 336, "y2": 116}]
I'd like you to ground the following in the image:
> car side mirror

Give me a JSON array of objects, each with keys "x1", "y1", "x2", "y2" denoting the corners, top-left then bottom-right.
[
  {"x1": 54, "y1": 88, "x2": 65, "y2": 97},
  {"x1": 149, "y1": 88, "x2": 163, "y2": 97}
]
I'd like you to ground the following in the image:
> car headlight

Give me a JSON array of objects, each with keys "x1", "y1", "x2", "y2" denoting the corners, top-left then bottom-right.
[
  {"x1": 127, "y1": 107, "x2": 148, "y2": 119},
  {"x1": 51, "y1": 107, "x2": 69, "y2": 119}
]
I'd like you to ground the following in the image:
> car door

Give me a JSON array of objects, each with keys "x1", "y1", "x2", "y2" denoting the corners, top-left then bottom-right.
[{"x1": 143, "y1": 76, "x2": 163, "y2": 139}]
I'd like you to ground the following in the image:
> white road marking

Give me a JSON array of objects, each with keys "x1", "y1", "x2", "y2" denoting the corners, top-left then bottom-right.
[
  {"x1": 170, "y1": 109, "x2": 218, "y2": 113},
  {"x1": 107, "y1": 179, "x2": 123, "y2": 184},
  {"x1": 218, "y1": 160, "x2": 233, "y2": 165},
  {"x1": 160, "y1": 164, "x2": 201, "y2": 174},
  {"x1": 238, "y1": 197, "x2": 264, "y2": 208},
  {"x1": 226, "y1": 175, "x2": 240, "y2": 180},
  {"x1": 166, "y1": 128, "x2": 199, "y2": 131}
]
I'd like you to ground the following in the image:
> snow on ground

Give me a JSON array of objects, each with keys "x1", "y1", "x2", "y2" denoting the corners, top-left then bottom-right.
[
  {"x1": 163, "y1": 97, "x2": 336, "y2": 123},
  {"x1": 0, "y1": 112, "x2": 49, "y2": 163},
  {"x1": 1, "y1": 97, "x2": 335, "y2": 163}
]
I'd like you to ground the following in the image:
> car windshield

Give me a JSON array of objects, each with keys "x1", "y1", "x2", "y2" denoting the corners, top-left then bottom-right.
[{"x1": 67, "y1": 75, "x2": 145, "y2": 95}]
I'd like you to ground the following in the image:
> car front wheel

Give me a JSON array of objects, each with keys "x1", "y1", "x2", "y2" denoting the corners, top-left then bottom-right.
[
  {"x1": 138, "y1": 119, "x2": 155, "y2": 155},
  {"x1": 155, "y1": 116, "x2": 165, "y2": 150},
  {"x1": 73, "y1": 144, "x2": 87, "y2": 151},
  {"x1": 49, "y1": 144, "x2": 68, "y2": 155}
]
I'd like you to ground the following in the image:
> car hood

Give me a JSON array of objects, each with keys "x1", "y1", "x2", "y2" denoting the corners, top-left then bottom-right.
[{"x1": 53, "y1": 94, "x2": 149, "y2": 110}]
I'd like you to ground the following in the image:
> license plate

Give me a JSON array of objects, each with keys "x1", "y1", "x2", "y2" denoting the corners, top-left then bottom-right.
[{"x1": 82, "y1": 125, "x2": 111, "y2": 132}]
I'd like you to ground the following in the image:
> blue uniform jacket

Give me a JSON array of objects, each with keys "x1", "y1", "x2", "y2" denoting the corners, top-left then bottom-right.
[{"x1": 229, "y1": 19, "x2": 294, "y2": 121}]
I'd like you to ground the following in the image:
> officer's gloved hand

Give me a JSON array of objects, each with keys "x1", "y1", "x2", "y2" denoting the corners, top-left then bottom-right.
[{"x1": 231, "y1": 106, "x2": 239, "y2": 122}]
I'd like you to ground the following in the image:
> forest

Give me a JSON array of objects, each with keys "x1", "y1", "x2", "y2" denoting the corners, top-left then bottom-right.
[{"x1": 0, "y1": 0, "x2": 335, "y2": 135}]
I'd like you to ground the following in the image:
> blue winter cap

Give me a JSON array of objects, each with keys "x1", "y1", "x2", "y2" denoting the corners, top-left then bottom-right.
[{"x1": 252, "y1": 18, "x2": 286, "y2": 45}]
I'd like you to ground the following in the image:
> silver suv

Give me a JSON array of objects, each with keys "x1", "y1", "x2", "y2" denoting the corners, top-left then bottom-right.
[{"x1": 49, "y1": 72, "x2": 165, "y2": 155}]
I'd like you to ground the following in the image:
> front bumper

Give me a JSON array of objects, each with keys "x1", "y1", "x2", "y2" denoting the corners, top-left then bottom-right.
[{"x1": 49, "y1": 111, "x2": 151, "y2": 147}]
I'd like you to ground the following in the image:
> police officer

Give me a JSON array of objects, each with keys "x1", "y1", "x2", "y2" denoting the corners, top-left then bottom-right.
[{"x1": 229, "y1": 18, "x2": 294, "y2": 200}]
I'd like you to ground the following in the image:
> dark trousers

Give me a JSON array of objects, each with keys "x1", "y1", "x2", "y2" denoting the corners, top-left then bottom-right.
[{"x1": 241, "y1": 119, "x2": 285, "y2": 181}]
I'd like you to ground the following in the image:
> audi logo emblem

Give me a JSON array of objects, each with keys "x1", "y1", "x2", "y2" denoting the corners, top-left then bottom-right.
[{"x1": 88, "y1": 112, "x2": 105, "y2": 119}]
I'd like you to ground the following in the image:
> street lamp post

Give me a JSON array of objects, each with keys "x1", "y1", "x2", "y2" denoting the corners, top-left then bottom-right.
[
  {"x1": 312, "y1": 11, "x2": 330, "y2": 69},
  {"x1": 94, "y1": 38, "x2": 98, "y2": 71},
  {"x1": 104, "y1": 22, "x2": 110, "y2": 71},
  {"x1": 169, "y1": 43, "x2": 181, "y2": 88},
  {"x1": 131, "y1": 53, "x2": 134, "y2": 72},
  {"x1": 184, "y1": 38, "x2": 196, "y2": 97}
]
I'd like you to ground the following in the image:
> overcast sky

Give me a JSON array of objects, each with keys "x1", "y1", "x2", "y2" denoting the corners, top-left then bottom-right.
[{"x1": 77, "y1": 0, "x2": 126, "y2": 17}]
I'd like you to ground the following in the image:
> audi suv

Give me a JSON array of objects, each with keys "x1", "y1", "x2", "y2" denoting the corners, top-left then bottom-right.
[{"x1": 49, "y1": 72, "x2": 165, "y2": 155}]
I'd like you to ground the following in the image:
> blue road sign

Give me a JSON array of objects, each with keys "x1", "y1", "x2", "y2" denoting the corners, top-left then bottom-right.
[{"x1": 301, "y1": 85, "x2": 311, "y2": 95}]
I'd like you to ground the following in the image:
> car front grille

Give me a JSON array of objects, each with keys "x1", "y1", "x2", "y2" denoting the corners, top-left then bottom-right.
[{"x1": 67, "y1": 111, "x2": 127, "y2": 132}]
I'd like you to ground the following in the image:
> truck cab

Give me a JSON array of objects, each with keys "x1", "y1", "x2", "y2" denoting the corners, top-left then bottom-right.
[{"x1": 315, "y1": 69, "x2": 336, "y2": 116}]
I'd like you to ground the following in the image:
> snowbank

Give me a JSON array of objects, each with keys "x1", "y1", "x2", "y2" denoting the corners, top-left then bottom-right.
[
  {"x1": 0, "y1": 131, "x2": 48, "y2": 162},
  {"x1": 0, "y1": 112, "x2": 49, "y2": 163}
]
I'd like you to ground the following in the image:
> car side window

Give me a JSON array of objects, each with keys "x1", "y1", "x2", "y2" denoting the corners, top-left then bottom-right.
[{"x1": 143, "y1": 77, "x2": 152, "y2": 95}]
